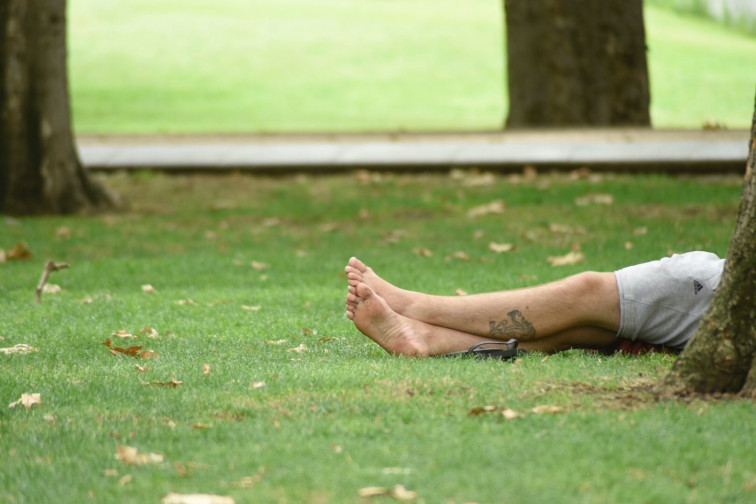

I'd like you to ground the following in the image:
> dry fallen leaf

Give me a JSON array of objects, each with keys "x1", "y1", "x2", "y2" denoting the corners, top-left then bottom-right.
[
  {"x1": 42, "y1": 283, "x2": 62, "y2": 294},
  {"x1": 141, "y1": 284, "x2": 157, "y2": 294},
  {"x1": 489, "y1": 242, "x2": 514, "y2": 253},
  {"x1": 358, "y1": 484, "x2": 417, "y2": 501},
  {"x1": 412, "y1": 247, "x2": 433, "y2": 257},
  {"x1": 140, "y1": 325, "x2": 160, "y2": 338},
  {"x1": 103, "y1": 338, "x2": 144, "y2": 357},
  {"x1": 574, "y1": 193, "x2": 614, "y2": 206},
  {"x1": 140, "y1": 377, "x2": 183, "y2": 388},
  {"x1": 0, "y1": 344, "x2": 39, "y2": 354},
  {"x1": 501, "y1": 408, "x2": 521, "y2": 420},
  {"x1": 203, "y1": 363, "x2": 211, "y2": 376},
  {"x1": 287, "y1": 344, "x2": 308, "y2": 353},
  {"x1": 241, "y1": 305, "x2": 261, "y2": 311},
  {"x1": 9, "y1": 393, "x2": 42, "y2": 410},
  {"x1": 548, "y1": 223, "x2": 587, "y2": 234},
  {"x1": 467, "y1": 405, "x2": 498, "y2": 416},
  {"x1": 139, "y1": 349, "x2": 159, "y2": 359},
  {"x1": 467, "y1": 200, "x2": 506, "y2": 218},
  {"x1": 547, "y1": 251, "x2": 585, "y2": 267},
  {"x1": 531, "y1": 404, "x2": 563, "y2": 414},
  {"x1": 113, "y1": 329, "x2": 137, "y2": 339},
  {"x1": 55, "y1": 226, "x2": 72, "y2": 239},
  {"x1": 161, "y1": 493, "x2": 235, "y2": 504},
  {"x1": 116, "y1": 445, "x2": 164, "y2": 465},
  {"x1": 250, "y1": 261, "x2": 270, "y2": 270},
  {"x1": 6, "y1": 242, "x2": 33, "y2": 260},
  {"x1": 176, "y1": 299, "x2": 197, "y2": 305},
  {"x1": 265, "y1": 339, "x2": 288, "y2": 345},
  {"x1": 446, "y1": 251, "x2": 470, "y2": 262},
  {"x1": 251, "y1": 381, "x2": 266, "y2": 389}
]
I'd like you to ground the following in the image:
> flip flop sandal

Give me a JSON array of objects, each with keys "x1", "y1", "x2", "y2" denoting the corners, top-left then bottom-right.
[{"x1": 440, "y1": 338, "x2": 526, "y2": 361}]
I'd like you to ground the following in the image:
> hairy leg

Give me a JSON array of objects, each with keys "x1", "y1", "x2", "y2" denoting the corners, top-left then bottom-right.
[
  {"x1": 346, "y1": 257, "x2": 621, "y2": 342},
  {"x1": 345, "y1": 282, "x2": 617, "y2": 356}
]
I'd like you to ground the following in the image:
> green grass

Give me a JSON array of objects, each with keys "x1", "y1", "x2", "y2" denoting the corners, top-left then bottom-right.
[
  {"x1": 67, "y1": 0, "x2": 756, "y2": 134},
  {"x1": 2, "y1": 171, "x2": 755, "y2": 503}
]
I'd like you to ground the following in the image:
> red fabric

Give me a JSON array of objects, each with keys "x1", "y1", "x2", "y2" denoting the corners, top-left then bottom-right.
[{"x1": 599, "y1": 337, "x2": 680, "y2": 355}]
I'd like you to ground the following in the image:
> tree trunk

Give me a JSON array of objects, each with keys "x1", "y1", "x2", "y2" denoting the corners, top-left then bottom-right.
[
  {"x1": 503, "y1": 0, "x2": 651, "y2": 128},
  {"x1": 664, "y1": 95, "x2": 756, "y2": 396},
  {"x1": 0, "y1": 0, "x2": 114, "y2": 215}
]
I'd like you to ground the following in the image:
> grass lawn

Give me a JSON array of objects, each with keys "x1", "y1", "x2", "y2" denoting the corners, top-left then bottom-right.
[
  {"x1": 67, "y1": 0, "x2": 756, "y2": 134},
  {"x1": 2, "y1": 170, "x2": 755, "y2": 503}
]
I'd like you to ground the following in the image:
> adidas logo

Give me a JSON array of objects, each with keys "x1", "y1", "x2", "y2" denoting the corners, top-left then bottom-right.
[{"x1": 693, "y1": 280, "x2": 704, "y2": 295}]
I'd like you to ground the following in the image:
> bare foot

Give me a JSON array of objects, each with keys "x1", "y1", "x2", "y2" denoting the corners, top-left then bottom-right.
[
  {"x1": 345, "y1": 257, "x2": 422, "y2": 316},
  {"x1": 345, "y1": 282, "x2": 430, "y2": 357}
]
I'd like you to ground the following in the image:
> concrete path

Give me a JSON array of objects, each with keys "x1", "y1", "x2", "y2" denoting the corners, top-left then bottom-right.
[{"x1": 78, "y1": 129, "x2": 750, "y2": 174}]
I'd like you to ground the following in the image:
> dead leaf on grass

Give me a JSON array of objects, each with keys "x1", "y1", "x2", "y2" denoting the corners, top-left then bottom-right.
[
  {"x1": 103, "y1": 338, "x2": 144, "y2": 357},
  {"x1": 250, "y1": 261, "x2": 270, "y2": 270},
  {"x1": 139, "y1": 349, "x2": 159, "y2": 359},
  {"x1": 287, "y1": 344, "x2": 308, "y2": 353},
  {"x1": 358, "y1": 484, "x2": 417, "y2": 501},
  {"x1": 412, "y1": 247, "x2": 433, "y2": 257},
  {"x1": 0, "y1": 344, "x2": 39, "y2": 354},
  {"x1": 140, "y1": 377, "x2": 183, "y2": 388},
  {"x1": 176, "y1": 299, "x2": 197, "y2": 305},
  {"x1": 160, "y1": 493, "x2": 236, "y2": 504},
  {"x1": 467, "y1": 405, "x2": 498, "y2": 416},
  {"x1": 5, "y1": 242, "x2": 33, "y2": 260},
  {"x1": 161, "y1": 493, "x2": 235, "y2": 504},
  {"x1": 42, "y1": 283, "x2": 62, "y2": 294},
  {"x1": 241, "y1": 305, "x2": 261, "y2": 311},
  {"x1": 203, "y1": 363, "x2": 211, "y2": 375},
  {"x1": 113, "y1": 329, "x2": 137, "y2": 339},
  {"x1": 141, "y1": 284, "x2": 157, "y2": 294},
  {"x1": 531, "y1": 404, "x2": 564, "y2": 414},
  {"x1": 265, "y1": 339, "x2": 288, "y2": 345},
  {"x1": 489, "y1": 242, "x2": 514, "y2": 253},
  {"x1": 549, "y1": 223, "x2": 586, "y2": 235},
  {"x1": 140, "y1": 325, "x2": 160, "y2": 338},
  {"x1": 455, "y1": 288, "x2": 468, "y2": 296},
  {"x1": 547, "y1": 251, "x2": 585, "y2": 267},
  {"x1": 116, "y1": 445, "x2": 164, "y2": 465},
  {"x1": 501, "y1": 408, "x2": 521, "y2": 420},
  {"x1": 445, "y1": 251, "x2": 470, "y2": 262},
  {"x1": 574, "y1": 193, "x2": 614, "y2": 206},
  {"x1": 55, "y1": 226, "x2": 72, "y2": 239},
  {"x1": 250, "y1": 381, "x2": 266, "y2": 389},
  {"x1": 467, "y1": 199, "x2": 505, "y2": 218},
  {"x1": 9, "y1": 393, "x2": 42, "y2": 410}
]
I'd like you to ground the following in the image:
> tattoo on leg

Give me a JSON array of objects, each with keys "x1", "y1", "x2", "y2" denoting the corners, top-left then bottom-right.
[{"x1": 489, "y1": 310, "x2": 536, "y2": 340}]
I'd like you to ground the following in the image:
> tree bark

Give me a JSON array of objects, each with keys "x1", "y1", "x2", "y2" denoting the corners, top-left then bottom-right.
[
  {"x1": 0, "y1": 0, "x2": 114, "y2": 215},
  {"x1": 503, "y1": 0, "x2": 651, "y2": 128},
  {"x1": 664, "y1": 94, "x2": 756, "y2": 396}
]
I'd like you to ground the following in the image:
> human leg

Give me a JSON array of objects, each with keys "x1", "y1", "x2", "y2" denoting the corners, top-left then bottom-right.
[
  {"x1": 345, "y1": 282, "x2": 617, "y2": 357},
  {"x1": 346, "y1": 257, "x2": 620, "y2": 342}
]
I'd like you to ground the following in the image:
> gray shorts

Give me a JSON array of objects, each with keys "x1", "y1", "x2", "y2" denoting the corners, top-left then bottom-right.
[{"x1": 614, "y1": 251, "x2": 725, "y2": 350}]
